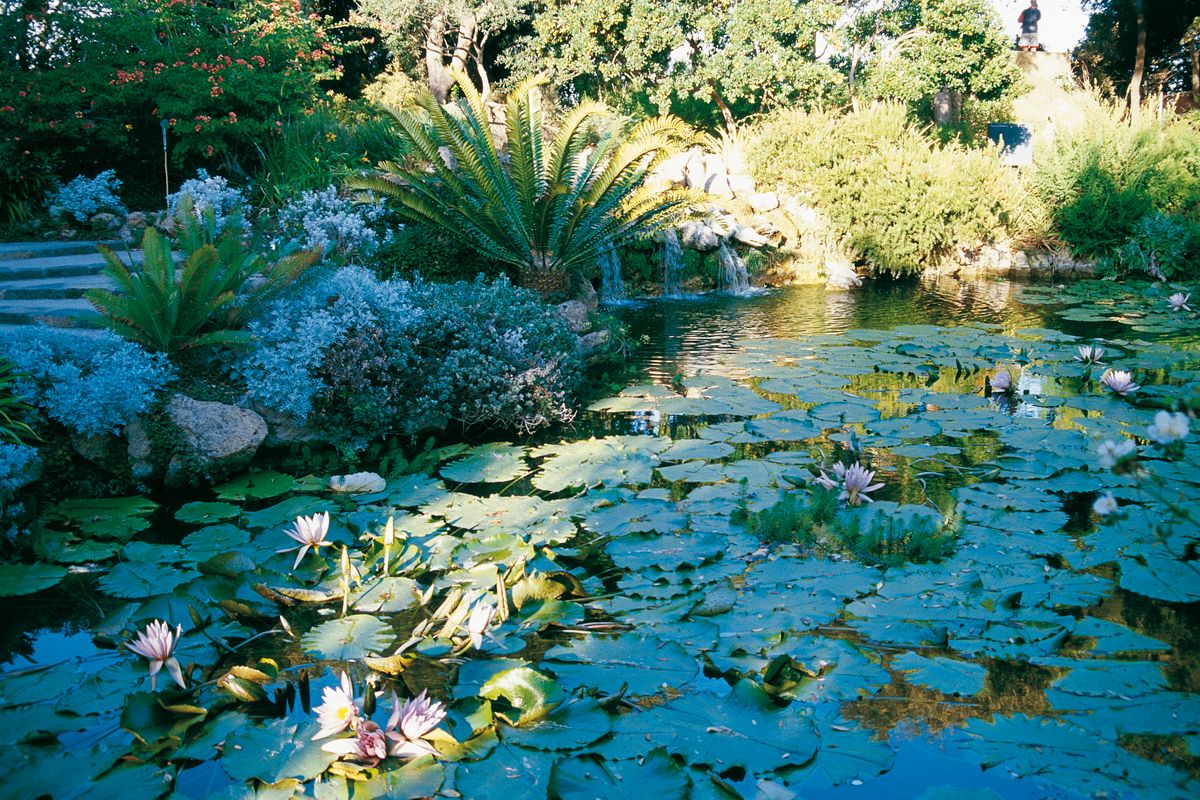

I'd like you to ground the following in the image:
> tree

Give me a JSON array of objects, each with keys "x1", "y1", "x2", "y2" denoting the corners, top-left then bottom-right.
[
  {"x1": 504, "y1": 0, "x2": 845, "y2": 132},
  {"x1": 856, "y1": 0, "x2": 1022, "y2": 120},
  {"x1": 353, "y1": 0, "x2": 529, "y2": 101},
  {"x1": 1075, "y1": 1, "x2": 1200, "y2": 102}
]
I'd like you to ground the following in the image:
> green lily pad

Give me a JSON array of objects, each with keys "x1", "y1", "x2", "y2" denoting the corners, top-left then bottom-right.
[
  {"x1": 301, "y1": 614, "x2": 395, "y2": 661},
  {"x1": 0, "y1": 562, "x2": 69, "y2": 596}
]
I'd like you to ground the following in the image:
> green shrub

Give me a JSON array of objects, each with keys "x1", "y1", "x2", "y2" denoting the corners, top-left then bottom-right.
[
  {"x1": 0, "y1": 358, "x2": 38, "y2": 445},
  {"x1": 375, "y1": 224, "x2": 503, "y2": 282},
  {"x1": 748, "y1": 104, "x2": 1031, "y2": 275},
  {"x1": 1030, "y1": 105, "x2": 1200, "y2": 268}
]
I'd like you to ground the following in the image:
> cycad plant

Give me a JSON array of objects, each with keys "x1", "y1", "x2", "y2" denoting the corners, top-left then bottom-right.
[
  {"x1": 86, "y1": 198, "x2": 319, "y2": 356},
  {"x1": 0, "y1": 358, "x2": 38, "y2": 445},
  {"x1": 352, "y1": 72, "x2": 697, "y2": 296}
]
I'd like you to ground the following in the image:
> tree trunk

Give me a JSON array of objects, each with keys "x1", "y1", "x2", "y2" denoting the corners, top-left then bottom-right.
[
  {"x1": 1192, "y1": 41, "x2": 1199, "y2": 105},
  {"x1": 1130, "y1": 0, "x2": 1147, "y2": 123},
  {"x1": 425, "y1": 12, "x2": 452, "y2": 104},
  {"x1": 709, "y1": 80, "x2": 736, "y2": 136}
]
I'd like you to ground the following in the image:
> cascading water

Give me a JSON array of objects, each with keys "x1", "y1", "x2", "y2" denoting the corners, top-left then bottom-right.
[
  {"x1": 661, "y1": 228, "x2": 685, "y2": 296},
  {"x1": 716, "y1": 240, "x2": 750, "y2": 295},
  {"x1": 598, "y1": 245, "x2": 625, "y2": 302}
]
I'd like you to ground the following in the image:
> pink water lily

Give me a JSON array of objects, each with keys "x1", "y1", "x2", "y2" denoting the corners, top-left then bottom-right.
[
  {"x1": 1099, "y1": 369, "x2": 1140, "y2": 396},
  {"x1": 990, "y1": 368, "x2": 1013, "y2": 393},
  {"x1": 127, "y1": 620, "x2": 186, "y2": 690},
  {"x1": 321, "y1": 720, "x2": 389, "y2": 764},
  {"x1": 278, "y1": 511, "x2": 331, "y2": 569},
  {"x1": 312, "y1": 672, "x2": 361, "y2": 740},
  {"x1": 1167, "y1": 292, "x2": 1191, "y2": 312},
  {"x1": 1074, "y1": 345, "x2": 1105, "y2": 365},
  {"x1": 386, "y1": 689, "x2": 447, "y2": 759}
]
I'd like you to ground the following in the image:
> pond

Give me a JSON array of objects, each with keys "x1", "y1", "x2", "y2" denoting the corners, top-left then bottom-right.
[{"x1": 2, "y1": 277, "x2": 1198, "y2": 799}]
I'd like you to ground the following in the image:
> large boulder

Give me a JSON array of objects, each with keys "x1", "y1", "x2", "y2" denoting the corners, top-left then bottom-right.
[
  {"x1": 556, "y1": 300, "x2": 591, "y2": 333},
  {"x1": 679, "y1": 221, "x2": 720, "y2": 252},
  {"x1": 164, "y1": 394, "x2": 267, "y2": 485},
  {"x1": 727, "y1": 174, "x2": 756, "y2": 197},
  {"x1": 732, "y1": 225, "x2": 769, "y2": 248},
  {"x1": 748, "y1": 192, "x2": 780, "y2": 213}
]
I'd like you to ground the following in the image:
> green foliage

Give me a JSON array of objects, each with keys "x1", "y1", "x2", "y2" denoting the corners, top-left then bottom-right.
[
  {"x1": 506, "y1": 0, "x2": 845, "y2": 128},
  {"x1": 749, "y1": 104, "x2": 1033, "y2": 274},
  {"x1": 737, "y1": 486, "x2": 839, "y2": 545},
  {"x1": 375, "y1": 224, "x2": 503, "y2": 281},
  {"x1": 0, "y1": 0, "x2": 346, "y2": 208},
  {"x1": 86, "y1": 198, "x2": 319, "y2": 356},
  {"x1": 353, "y1": 72, "x2": 695, "y2": 281},
  {"x1": 0, "y1": 358, "x2": 38, "y2": 445},
  {"x1": 1031, "y1": 107, "x2": 1200, "y2": 271}
]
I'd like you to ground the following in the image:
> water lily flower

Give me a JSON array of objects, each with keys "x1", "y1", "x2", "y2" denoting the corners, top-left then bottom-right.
[
  {"x1": 1167, "y1": 292, "x2": 1191, "y2": 312},
  {"x1": 385, "y1": 689, "x2": 447, "y2": 759},
  {"x1": 1093, "y1": 492, "x2": 1119, "y2": 516},
  {"x1": 321, "y1": 720, "x2": 389, "y2": 764},
  {"x1": 313, "y1": 672, "x2": 360, "y2": 740},
  {"x1": 1097, "y1": 438, "x2": 1137, "y2": 470},
  {"x1": 278, "y1": 511, "x2": 331, "y2": 569},
  {"x1": 813, "y1": 470, "x2": 838, "y2": 491},
  {"x1": 466, "y1": 601, "x2": 496, "y2": 649},
  {"x1": 1074, "y1": 345, "x2": 1105, "y2": 365},
  {"x1": 990, "y1": 368, "x2": 1013, "y2": 393},
  {"x1": 1147, "y1": 410, "x2": 1190, "y2": 445},
  {"x1": 127, "y1": 620, "x2": 186, "y2": 690},
  {"x1": 1099, "y1": 369, "x2": 1140, "y2": 396},
  {"x1": 834, "y1": 462, "x2": 884, "y2": 506}
]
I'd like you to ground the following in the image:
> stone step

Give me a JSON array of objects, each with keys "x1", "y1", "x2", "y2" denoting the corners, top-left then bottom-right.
[
  {"x1": 0, "y1": 250, "x2": 143, "y2": 281},
  {"x1": 0, "y1": 298, "x2": 103, "y2": 328},
  {"x1": 0, "y1": 240, "x2": 123, "y2": 262},
  {"x1": 0, "y1": 274, "x2": 118, "y2": 300},
  {"x1": 0, "y1": 322, "x2": 107, "y2": 339}
]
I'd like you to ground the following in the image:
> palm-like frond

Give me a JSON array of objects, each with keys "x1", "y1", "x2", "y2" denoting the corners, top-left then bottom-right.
[{"x1": 354, "y1": 72, "x2": 696, "y2": 287}]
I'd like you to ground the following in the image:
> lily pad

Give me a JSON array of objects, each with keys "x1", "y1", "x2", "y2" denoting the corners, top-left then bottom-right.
[{"x1": 301, "y1": 614, "x2": 395, "y2": 661}]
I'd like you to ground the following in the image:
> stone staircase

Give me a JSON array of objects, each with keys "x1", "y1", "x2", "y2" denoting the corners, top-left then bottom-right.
[{"x1": 0, "y1": 240, "x2": 130, "y2": 332}]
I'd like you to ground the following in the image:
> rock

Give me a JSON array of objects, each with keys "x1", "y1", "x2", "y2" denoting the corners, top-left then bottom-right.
[
  {"x1": 126, "y1": 211, "x2": 148, "y2": 228},
  {"x1": 250, "y1": 402, "x2": 327, "y2": 447},
  {"x1": 90, "y1": 212, "x2": 120, "y2": 230},
  {"x1": 330, "y1": 472, "x2": 386, "y2": 493},
  {"x1": 125, "y1": 419, "x2": 156, "y2": 482},
  {"x1": 691, "y1": 154, "x2": 734, "y2": 198},
  {"x1": 655, "y1": 151, "x2": 692, "y2": 186},
  {"x1": 556, "y1": 300, "x2": 591, "y2": 333},
  {"x1": 748, "y1": 192, "x2": 779, "y2": 213},
  {"x1": 825, "y1": 255, "x2": 862, "y2": 290},
  {"x1": 70, "y1": 432, "x2": 124, "y2": 470},
  {"x1": 577, "y1": 329, "x2": 611, "y2": 358},
  {"x1": 728, "y1": 174, "x2": 756, "y2": 197},
  {"x1": 709, "y1": 215, "x2": 738, "y2": 240},
  {"x1": 165, "y1": 394, "x2": 267, "y2": 485},
  {"x1": 732, "y1": 225, "x2": 769, "y2": 248},
  {"x1": 679, "y1": 221, "x2": 720, "y2": 252}
]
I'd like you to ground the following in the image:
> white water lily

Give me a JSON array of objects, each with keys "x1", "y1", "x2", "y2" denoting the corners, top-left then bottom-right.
[
  {"x1": 386, "y1": 689, "x2": 447, "y2": 759},
  {"x1": 1074, "y1": 345, "x2": 1105, "y2": 365},
  {"x1": 1167, "y1": 292, "x2": 1191, "y2": 312},
  {"x1": 1147, "y1": 410, "x2": 1190, "y2": 445},
  {"x1": 312, "y1": 672, "x2": 360, "y2": 740},
  {"x1": 1097, "y1": 439, "x2": 1137, "y2": 470},
  {"x1": 990, "y1": 368, "x2": 1013, "y2": 393},
  {"x1": 278, "y1": 511, "x2": 331, "y2": 569},
  {"x1": 466, "y1": 601, "x2": 496, "y2": 650},
  {"x1": 1093, "y1": 492, "x2": 1119, "y2": 516},
  {"x1": 127, "y1": 620, "x2": 186, "y2": 690},
  {"x1": 1099, "y1": 369, "x2": 1140, "y2": 396}
]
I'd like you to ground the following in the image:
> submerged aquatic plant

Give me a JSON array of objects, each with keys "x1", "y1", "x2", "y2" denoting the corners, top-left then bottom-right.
[
  {"x1": 279, "y1": 511, "x2": 331, "y2": 568},
  {"x1": 1167, "y1": 292, "x2": 1191, "y2": 312},
  {"x1": 1099, "y1": 369, "x2": 1140, "y2": 396},
  {"x1": 126, "y1": 620, "x2": 186, "y2": 690},
  {"x1": 312, "y1": 672, "x2": 361, "y2": 740},
  {"x1": 386, "y1": 689, "x2": 446, "y2": 759}
]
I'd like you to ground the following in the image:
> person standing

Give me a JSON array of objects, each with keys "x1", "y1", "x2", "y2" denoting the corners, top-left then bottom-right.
[{"x1": 1018, "y1": 1, "x2": 1042, "y2": 51}]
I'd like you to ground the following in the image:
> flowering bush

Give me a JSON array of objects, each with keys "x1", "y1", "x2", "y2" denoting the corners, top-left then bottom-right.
[
  {"x1": 240, "y1": 267, "x2": 581, "y2": 446},
  {"x1": 0, "y1": 329, "x2": 174, "y2": 436},
  {"x1": 168, "y1": 170, "x2": 246, "y2": 232},
  {"x1": 272, "y1": 187, "x2": 387, "y2": 263},
  {"x1": 48, "y1": 170, "x2": 126, "y2": 223}
]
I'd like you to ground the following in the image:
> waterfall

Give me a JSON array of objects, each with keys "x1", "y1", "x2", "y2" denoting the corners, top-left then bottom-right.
[
  {"x1": 661, "y1": 228, "x2": 685, "y2": 296},
  {"x1": 598, "y1": 245, "x2": 625, "y2": 302},
  {"x1": 716, "y1": 240, "x2": 750, "y2": 295}
]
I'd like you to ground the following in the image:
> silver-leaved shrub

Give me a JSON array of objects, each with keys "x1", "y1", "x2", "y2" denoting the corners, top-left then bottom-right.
[
  {"x1": 168, "y1": 169, "x2": 246, "y2": 232},
  {"x1": 271, "y1": 186, "x2": 388, "y2": 264},
  {"x1": 241, "y1": 267, "x2": 580, "y2": 446},
  {"x1": 48, "y1": 170, "x2": 126, "y2": 223},
  {"x1": 0, "y1": 329, "x2": 175, "y2": 436}
]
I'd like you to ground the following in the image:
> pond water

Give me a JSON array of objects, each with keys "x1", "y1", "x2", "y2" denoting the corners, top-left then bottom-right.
[{"x1": 2, "y1": 277, "x2": 1198, "y2": 799}]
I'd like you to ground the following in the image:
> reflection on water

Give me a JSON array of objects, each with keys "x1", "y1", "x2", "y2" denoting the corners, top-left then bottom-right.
[{"x1": 609, "y1": 278, "x2": 1060, "y2": 384}]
